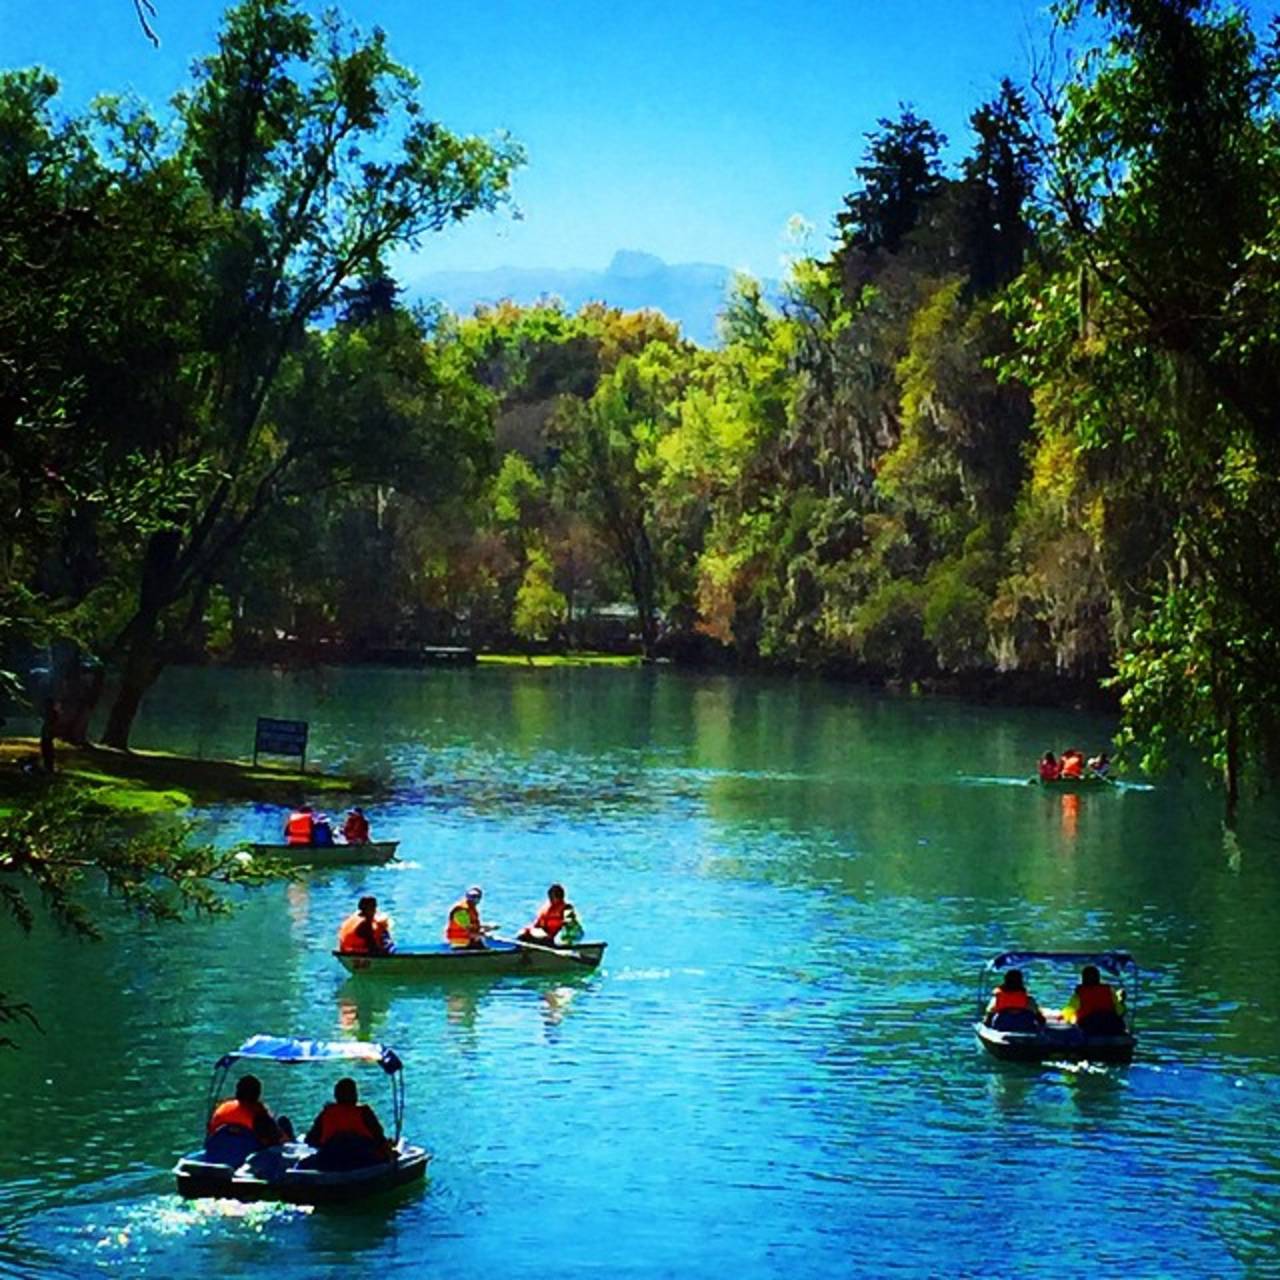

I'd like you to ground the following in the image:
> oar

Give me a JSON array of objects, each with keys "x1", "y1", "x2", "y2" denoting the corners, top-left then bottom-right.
[{"x1": 494, "y1": 935, "x2": 597, "y2": 967}]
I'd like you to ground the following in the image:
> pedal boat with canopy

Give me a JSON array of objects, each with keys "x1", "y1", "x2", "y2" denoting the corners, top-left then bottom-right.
[
  {"x1": 173, "y1": 1035, "x2": 428, "y2": 1204},
  {"x1": 974, "y1": 950, "x2": 1139, "y2": 1065}
]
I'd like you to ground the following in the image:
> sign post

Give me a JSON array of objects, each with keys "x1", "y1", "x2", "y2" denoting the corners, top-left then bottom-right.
[{"x1": 253, "y1": 717, "x2": 309, "y2": 771}]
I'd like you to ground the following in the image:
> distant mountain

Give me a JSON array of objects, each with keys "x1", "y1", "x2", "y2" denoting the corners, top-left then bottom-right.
[{"x1": 405, "y1": 250, "x2": 774, "y2": 347}]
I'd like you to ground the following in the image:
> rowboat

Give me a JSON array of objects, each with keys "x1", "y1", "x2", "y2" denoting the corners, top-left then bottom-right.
[
  {"x1": 1030, "y1": 774, "x2": 1114, "y2": 792},
  {"x1": 334, "y1": 938, "x2": 607, "y2": 977},
  {"x1": 174, "y1": 1035, "x2": 428, "y2": 1205},
  {"x1": 248, "y1": 839, "x2": 399, "y2": 865},
  {"x1": 974, "y1": 949, "x2": 1139, "y2": 1065}
]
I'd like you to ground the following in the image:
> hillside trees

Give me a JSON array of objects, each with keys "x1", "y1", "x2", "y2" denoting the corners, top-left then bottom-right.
[{"x1": 92, "y1": 0, "x2": 521, "y2": 745}]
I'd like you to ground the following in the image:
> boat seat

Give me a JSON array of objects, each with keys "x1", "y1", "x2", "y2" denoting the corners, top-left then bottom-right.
[
  {"x1": 303, "y1": 1134, "x2": 389, "y2": 1172},
  {"x1": 1078, "y1": 1010, "x2": 1127, "y2": 1037},
  {"x1": 203, "y1": 1123, "x2": 258, "y2": 1166},
  {"x1": 987, "y1": 1008, "x2": 1043, "y2": 1033}
]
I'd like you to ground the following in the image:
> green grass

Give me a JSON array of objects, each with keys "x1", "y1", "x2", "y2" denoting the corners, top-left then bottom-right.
[
  {"x1": 478, "y1": 652, "x2": 642, "y2": 668},
  {"x1": 0, "y1": 738, "x2": 378, "y2": 814}
]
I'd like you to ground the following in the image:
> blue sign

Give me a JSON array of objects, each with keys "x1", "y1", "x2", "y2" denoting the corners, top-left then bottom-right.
[{"x1": 254, "y1": 717, "x2": 309, "y2": 768}]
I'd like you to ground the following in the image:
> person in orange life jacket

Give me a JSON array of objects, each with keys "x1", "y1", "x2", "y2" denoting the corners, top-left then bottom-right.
[
  {"x1": 341, "y1": 806, "x2": 370, "y2": 844},
  {"x1": 207, "y1": 1073, "x2": 294, "y2": 1149},
  {"x1": 1038, "y1": 751, "x2": 1060, "y2": 781},
  {"x1": 1061, "y1": 964, "x2": 1125, "y2": 1031},
  {"x1": 1059, "y1": 748, "x2": 1085, "y2": 779},
  {"x1": 336, "y1": 895, "x2": 394, "y2": 954},
  {"x1": 284, "y1": 804, "x2": 314, "y2": 845},
  {"x1": 517, "y1": 883, "x2": 572, "y2": 944},
  {"x1": 304, "y1": 1077, "x2": 392, "y2": 1163},
  {"x1": 984, "y1": 969, "x2": 1046, "y2": 1027},
  {"x1": 445, "y1": 885, "x2": 491, "y2": 948}
]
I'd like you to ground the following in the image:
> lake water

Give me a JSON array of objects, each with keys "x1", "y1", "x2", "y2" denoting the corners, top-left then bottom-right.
[{"x1": 2, "y1": 665, "x2": 1279, "y2": 1278}]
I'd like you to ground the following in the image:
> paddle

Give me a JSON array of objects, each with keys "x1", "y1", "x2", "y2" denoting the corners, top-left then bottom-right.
[{"x1": 494, "y1": 935, "x2": 597, "y2": 967}]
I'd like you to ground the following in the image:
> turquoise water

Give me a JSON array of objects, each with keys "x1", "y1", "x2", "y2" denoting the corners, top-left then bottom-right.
[{"x1": 2, "y1": 666, "x2": 1279, "y2": 1278}]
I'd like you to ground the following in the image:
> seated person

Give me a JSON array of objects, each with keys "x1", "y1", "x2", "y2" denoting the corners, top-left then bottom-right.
[
  {"x1": 444, "y1": 885, "x2": 490, "y2": 949},
  {"x1": 336, "y1": 895, "x2": 394, "y2": 954},
  {"x1": 311, "y1": 812, "x2": 335, "y2": 847},
  {"x1": 1087, "y1": 752, "x2": 1111, "y2": 777},
  {"x1": 283, "y1": 804, "x2": 314, "y2": 845},
  {"x1": 1038, "y1": 751, "x2": 1060, "y2": 781},
  {"x1": 984, "y1": 969, "x2": 1047, "y2": 1031},
  {"x1": 205, "y1": 1073, "x2": 293, "y2": 1161},
  {"x1": 304, "y1": 1077, "x2": 392, "y2": 1168},
  {"x1": 341, "y1": 806, "x2": 371, "y2": 844},
  {"x1": 518, "y1": 883, "x2": 574, "y2": 945},
  {"x1": 1061, "y1": 964, "x2": 1127, "y2": 1035},
  {"x1": 558, "y1": 903, "x2": 585, "y2": 946},
  {"x1": 1059, "y1": 748, "x2": 1085, "y2": 779}
]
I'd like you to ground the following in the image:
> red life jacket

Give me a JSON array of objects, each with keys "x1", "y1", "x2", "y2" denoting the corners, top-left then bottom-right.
[
  {"x1": 993, "y1": 988, "x2": 1031, "y2": 1011},
  {"x1": 285, "y1": 810, "x2": 314, "y2": 844},
  {"x1": 534, "y1": 899, "x2": 567, "y2": 938},
  {"x1": 1075, "y1": 982, "x2": 1117, "y2": 1020},
  {"x1": 312, "y1": 1102, "x2": 378, "y2": 1146},
  {"x1": 208, "y1": 1098, "x2": 266, "y2": 1135},
  {"x1": 336, "y1": 912, "x2": 389, "y2": 953},
  {"x1": 445, "y1": 900, "x2": 481, "y2": 945}
]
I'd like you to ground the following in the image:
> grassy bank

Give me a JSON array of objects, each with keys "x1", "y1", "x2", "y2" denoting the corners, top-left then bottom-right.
[
  {"x1": 478, "y1": 652, "x2": 642, "y2": 668},
  {"x1": 0, "y1": 738, "x2": 377, "y2": 815}
]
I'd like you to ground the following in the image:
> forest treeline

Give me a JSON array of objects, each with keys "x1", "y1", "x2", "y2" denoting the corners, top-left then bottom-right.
[{"x1": 5, "y1": 0, "x2": 1280, "y2": 815}]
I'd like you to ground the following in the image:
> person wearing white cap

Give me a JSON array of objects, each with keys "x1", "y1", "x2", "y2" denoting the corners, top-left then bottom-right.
[{"x1": 444, "y1": 885, "x2": 490, "y2": 948}]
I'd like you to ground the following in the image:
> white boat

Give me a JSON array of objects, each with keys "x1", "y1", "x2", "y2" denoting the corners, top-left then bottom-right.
[{"x1": 174, "y1": 1035, "x2": 428, "y2": 1205}]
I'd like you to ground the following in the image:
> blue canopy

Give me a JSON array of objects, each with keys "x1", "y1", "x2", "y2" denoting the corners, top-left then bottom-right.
[
  {"x1": 215, "y1": 1035, "x2": 402, "y2": 1074},
  {"x1": 987, "y1": 950, "x2": 1136, "y2": 975}
]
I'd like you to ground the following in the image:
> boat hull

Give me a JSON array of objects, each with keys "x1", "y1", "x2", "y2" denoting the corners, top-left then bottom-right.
[
  {"x1": 974, "y1": 1021, "x2": 1136, "y2": 1065},
  {"x1": 249, "y1": 840, "x2": 399, "y2": 865},
  {"x1": 1031, "y1": 776, "x2": 1113, "y2": 792},
  {"x1": 335, "y1": 940, "x2": 606, "y2": 977},
  {"x1": 175, "y1": 1143, "x2": 428, "y2": 1205}
]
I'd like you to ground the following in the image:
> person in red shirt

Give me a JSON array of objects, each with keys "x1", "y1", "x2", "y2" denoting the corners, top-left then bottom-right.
[
  {"x1": 341, "y1": 807, "x2": 371, "y2": 844},
  {"x1": 1038, "y1": 751, "x2": 1060, "y2": 781}
]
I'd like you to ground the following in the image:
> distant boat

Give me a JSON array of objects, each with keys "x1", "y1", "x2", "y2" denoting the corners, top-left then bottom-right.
[
  {"x1": 335, "y1": 938, "x2": 606, "y2": 978},
  {"x1": 1030, "y1": 774, "x2": 1114, "y2": 792},
  {"x1": 249, "y1": 839, "x2": 399, "y2": 865}
]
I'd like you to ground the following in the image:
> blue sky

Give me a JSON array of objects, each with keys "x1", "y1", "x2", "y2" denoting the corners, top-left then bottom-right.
[{"x1": 0, "y1": 0, "x2": 1091, "y2": 280}]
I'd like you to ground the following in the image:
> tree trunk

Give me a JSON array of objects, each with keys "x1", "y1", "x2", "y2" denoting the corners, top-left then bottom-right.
[
  {"x1": 101, "y1": 609, "x2": 163, "y2": 749},
  {"x1": 1223, "y1": 701, "x2": 1240, "y2": 829}
]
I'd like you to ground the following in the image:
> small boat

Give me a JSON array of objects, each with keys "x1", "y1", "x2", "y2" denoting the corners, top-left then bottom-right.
[
  {"x1": 174, "y1": 1035, "x2": 428, "y2": 1205},
  {"x1": 248, "y1": 839, "x2": 399, "y2": 865},
  {"x1": 334, "y1": 938, "x2": 607, "y2": 978},
  {"x1": 974, "y1": 949, "x2": 1139, "y2": 1065},
  {"x1": 1030, "y1": 774, "x2": 1114, "y2": 792}
]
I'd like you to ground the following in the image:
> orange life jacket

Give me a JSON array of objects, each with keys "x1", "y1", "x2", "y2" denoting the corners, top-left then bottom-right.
[
  {"x1": 336, "y1": 912, "x2": 390, "y2": 954},
  {"x1": 1060, "y1": 754, "x2": 1083, "y2": 779},
  {"x1": 1075, "y1": 982, "x2": 1118, "y2": 1021},
  {"x1": 445, "y1": 900, "x2": 481, "y2": 946},
  {"x1": 208, "y1": 1098, "x2": 267, "y2": 1136},
  {"x1": 993, "y1": 988, "x2": 1031, "y2": 1011},
  {"x1": 534, "y1": 899, "x2": 567, "y2": 938},
  {"x1": 312, "y1": 1102, "x2": 378, "y2": 1146},
  {"x1": 285, "y1": 810, "x2": 314, "y2": 844}
]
